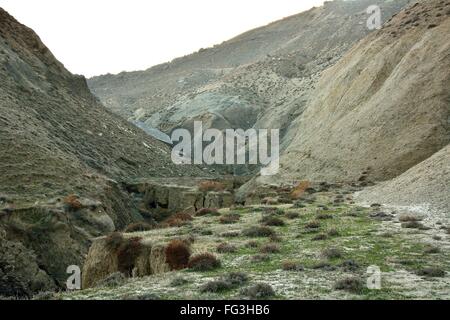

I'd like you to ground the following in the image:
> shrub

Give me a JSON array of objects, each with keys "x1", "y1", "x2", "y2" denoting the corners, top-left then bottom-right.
[
  {"x1": 162, "y1": 212, "x2": 193, "y2": 228},
  {"x1": 322, "y1": 247, "x2": 343, "y2": 259},
  {"x1": 316, "y1": 213, "x2": 333, "y2": 220},
  {"x1": 63, "y1": 194, "x2": 82, "y2": 211},
  {"x1": 198, "y1": 181, "x2": 225, "y2": 192},
  {"x1": 281, "y1": 261, "x2": 304, "y2": 271},
  {"x1": 416, "y1": 267, "x2": 446, "y2": 278},
  {"x1": 221, "y1": 231, "x2": 240, "y2": 238},
  {"x1": 165, "y1": 240, "x2": 191, "y2": 270},
  {"x1": 188, "y1": 253, "x2": 221, "y2": 271},
  {"x1": 401, "y1": 221, "x2": 424, "y2": 229},
  {"x1": 219, "y1": 213, "x2": 240, "y2": 224},
  {"x1": 240, "y1": 283, "x2": 275, "y2": 299},
  {"x1": 291, "y1": 181, "x2": 311, "y2": 200},
  {"x1": 200, "y1": 280, "x2": 231, "y2": 293},
  {"x1": 245, "y1": 241, "x2": 259, "y2": 248},
  {"x1": 251, "y1": 254, "x2": 270, "y2": 263},
  {"x1": 117, "y1": 237, "x2": 143, "y2": 276},
  {"x1": 334, "y1": 277, "x2": 364, "y2": 293},
  {"x1": 327, "y1": 228, "x2": 340, "y2": 237},
  {"x1": 340, "y1": 260, "x2": 360, "y2": 272},
  {"x1": 285, "y1": 212, "x2": 300, "y2": 219},
  {"x1": 195, "y1": 208, "x2": 220, "y2": 216},
  {"x1": 260, "y1": 243, "x2": 280, "y2": 254},
  {"x1": 260, "y1": 216, "x2": 285, "y2": 227},
  {"x1": 105, "y1": 232, "x2": 124, "y2": 250},
  {"x1": 312, "y1": 233, "x2": 328, "y2": 241},
  {"x1": 223, "y1": 272, "x2": 249, "y2": 286},
  {"x1": 305, "y1": 221, "x2": 321, "y2": 229},
  {"x1": 293, "y1": 201, "x2": 306, "y2": 208},
  {"x1": 399, "y1": 214, "x2": 421, "y2": 222},
  {"x1": 424, "y1": 245, "x2": 440, "y2": 254},
  {"x1": 170, "y1": 277, "x2": 189, "y2": 287},
  {"x1": 217, "y1": 243, "x2": 237, "y2": 254},
  {"x1": 124, "y1": 222, "x2": 154, "y2": 233},
  {"x1": 242, "y1": 226, "x2": 276, "y2": 238},
  {"x1": 269, "y1": 234, "x2": 283, "y2": 243}
]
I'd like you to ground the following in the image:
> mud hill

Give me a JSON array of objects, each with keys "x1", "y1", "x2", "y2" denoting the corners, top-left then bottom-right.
[
  {"x1": 88, "y1": 0, "x2": 412, "y2": 142},
  {"x1": 0, "y1": 7, "x2": 205, "y2": 297},
  {"x1": 278, "y1": 0, "x2": 450, "y2": 182}
]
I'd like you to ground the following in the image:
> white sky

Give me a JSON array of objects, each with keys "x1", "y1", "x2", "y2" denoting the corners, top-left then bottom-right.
[{"x1": 0, "y1": 0, "x2": 325, "y2": 77}]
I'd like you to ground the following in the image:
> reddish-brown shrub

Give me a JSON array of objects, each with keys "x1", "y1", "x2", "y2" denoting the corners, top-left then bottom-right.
[
  {"x1": 105, "y1": 232, "x2": 124, "y2": 250},
  {"x1": 162, "y1": 212, "x2": 194, "y2": 228},
  {"x1": 198, "y1": 181, "x2": 225, "y2": 192},
  {"x1": 195, "y1": 208, "x2": 220, "y2": 216},
  {"x1": 291, "y1": 181, "x2": 311, "y2": 200},
  {"x1": 63, "y1": 194, "x2": 82, "y2": 211},
  {"x1": 165, "y1": 239, "x2": 192, "y2": 270},
  {"x1": 117, "y1": 237, "x2": 142, "y2": 276},
  {"x1": 219, "y1": 213, "x2": 240, "y2": 224},
  {"x1": 188, "y1": 252, "x2": 221, "y2": 271}
]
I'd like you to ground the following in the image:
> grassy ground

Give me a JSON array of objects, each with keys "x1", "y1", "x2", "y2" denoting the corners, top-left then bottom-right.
[{"x1": 57, "y1": 191, "x2": 450, "y2": 300}]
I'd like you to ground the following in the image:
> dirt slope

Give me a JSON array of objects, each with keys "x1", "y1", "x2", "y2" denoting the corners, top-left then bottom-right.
[
  {"x1": 278, "y1": 0, "x2": 450, "y2": 182},
  {"x1": 0, "y1": 7, "x2": 204, "y2": 297}
]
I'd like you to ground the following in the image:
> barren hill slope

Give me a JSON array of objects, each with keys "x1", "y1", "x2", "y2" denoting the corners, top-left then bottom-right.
[
  {"x1": 88, "y1": 0, "x2": 412, "y2": 140},
  {"x1": 278, "y1": 0, "x2": 450, "y2": 182},
  {"x1": 0, "y1": 8, "x2": 203, "y2": 297}
]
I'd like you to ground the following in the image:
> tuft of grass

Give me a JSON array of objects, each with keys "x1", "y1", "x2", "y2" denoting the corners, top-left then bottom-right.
[
  {"x1": 165, "y1": 240, "x2": 191, "y2": 270},
  {"x1": 316, "y1": 213, "x2": 333, "y2": 220},
  {"x1": 285, "y1": 212, "x2": 300, "y2": 219},
  {"x1": 398, "y1": 214, "x2": 421, "y2": 222},
  {"x1": 259, "y1": 243, "x2": 280, "y2": 254},
  {"x1": 327, "y1": 228, "x2": 340, "y2": 237},
  {"x1": 401, "y1": 221, "x2": 424, "y2": 229},
  {"x1": 416, "y1": 267, "x2": 446, "y2": 278},
  {"x1": 217, "y1": 242, "x2": 238, "y2": 254},
  {"x1": 200, "y1": 280, "x2": 231, "y2": 293},
  {"x1": 321, "y1": 247, "x2": 343, "y2": 260},
  {"x1": 260, "y1": 215, "x2": 285, "y2": 227},
  {"x1": 188, "y1": 253, "x2": 221, "y2": 271},
  {"x1": 245, "y1": 241, "x2": 260, "y2": 248},
  {"x1": 333, "y1": 277, "x2": 364, "y2": 294},
  {"x1": 281, "y1": 261, "x2": 304, "y2": 271},
  {"x1": 240, "y1": 283, "x2": 275, "y2": 299},
  {"x1": 242, "y1": 226, "x2": 276, "y2": 238},
  {"x1": 219, "y1": 213, "x2": 240, "y2": 224},
  {"x1": 305, "y1": 220, "x2": 321, "y2": 229}
]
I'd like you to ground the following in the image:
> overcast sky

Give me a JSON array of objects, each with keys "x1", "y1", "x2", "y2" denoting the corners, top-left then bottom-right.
[{"x1": 1, "y1": 0, "x2": 325, "y2": 77}]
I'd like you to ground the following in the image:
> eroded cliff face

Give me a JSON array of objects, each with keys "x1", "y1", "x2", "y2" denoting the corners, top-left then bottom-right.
[{"x1": 278, "y1": 0, "x2": 450, "y2": 183}]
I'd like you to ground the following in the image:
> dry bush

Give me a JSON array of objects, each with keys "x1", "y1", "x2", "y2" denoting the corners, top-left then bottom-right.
[
  {"x1": 219, "y1": 213, "x2": 240, "y2": 224},
  {"x1": 217, "y1": 243, "x2": 237, "y2": 254},
  {"x1": 245, "y1": 241, "x2": 259, "y2": 248},
  {"x1": 124, "y1": 222, "x2": 154, "y2": 233},
  {"x1": 240, "y1": 283, "x2": 275, "y2": 299},
  {"x1": 242, "y1": 226, "x2": 276, "y2": 238},
  {"x1": 285, "y1": 212, "x2": 300, "y2": 219},
  {"x1": 162, "y1": 212, "x2": 193, "y2": 228},
  {"x1": 200, "y1": 280, "x2": 231, "y2": 293},
  {"x1": 117, "y1": 237, "x2": 143, "y2": 276},
  {"x1": 198, "y1": 181, "x2": 225, "y2": 193},
  {"x1": 334, "y1": 277, "x2": 363, "y2": 293},
  {"x1": 260, "y1": 215, "x2": 285, "y2": 227},
  {"x1": 195, "y1": 208, "x2": 220, "y2": 216},
  {"x1": 188, "y1": 253, "x2": 221, "y2": 271},
  {"x1": 165, "y1": 239, "x2": 191, "y2": 270},
  {"x1": 322, "y1": 247, "x2": 343, "y2": 260},
  {"x1": 290, "y1": 181, "x2": 311, "y2": 200},
  {"x1": 282, "y1": 261, "x2": 304, "y2": 271},
  {"x1": 259, "y1": 243, "x2": 280, "y2": 254},
  {"x1": 305, "y1": 220, "x2": 321, "y2": 229},
  {"x1": 261, "y1": 197, "x2": 278, "y2": 205},
  {"x1": 63, "y1": 194, "x2": 82, "y2": 211},
  {"x1": 399, "y1": 214, "x2": 422, "y2": 222}
]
